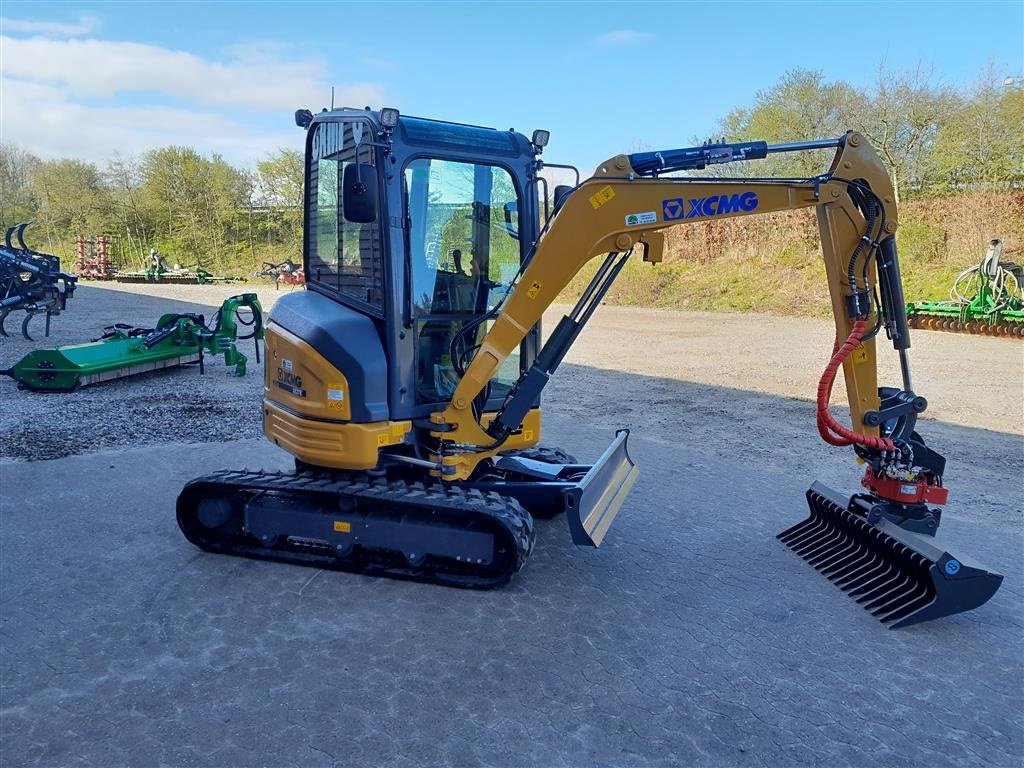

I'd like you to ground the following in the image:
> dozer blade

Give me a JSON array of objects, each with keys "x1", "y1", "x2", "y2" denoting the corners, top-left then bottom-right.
[
  {"x1": 778, "y1": 482, "x2": 1002, "y2": 628},
  {"x1": 563, "y1": 429, "x2": 638, "y2": 547}
]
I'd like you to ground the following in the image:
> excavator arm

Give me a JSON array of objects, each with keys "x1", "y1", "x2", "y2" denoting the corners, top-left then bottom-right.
[
  {"x1": 434, "y1": 133, "x2": 904, "y2": 481},
  {"x1": 423, "y1": 131, "x2": 1002, "y2": 628}
]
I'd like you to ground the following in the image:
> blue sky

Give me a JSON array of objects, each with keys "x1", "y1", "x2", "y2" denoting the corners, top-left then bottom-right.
[{"x1": 2, "y1": 1, "x2": 1022, "y2": 172}]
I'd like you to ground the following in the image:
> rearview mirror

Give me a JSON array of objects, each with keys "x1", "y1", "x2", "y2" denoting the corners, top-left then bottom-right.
[
  {"x1": 342, "y1": 163, "x2": 378, "y2": 224},
  {"x1": 553, "y1": 185, "x2": 573, "y2": 214},
  {"x1": 502, "y1": 200, "x2": 519, "y2": 239}
]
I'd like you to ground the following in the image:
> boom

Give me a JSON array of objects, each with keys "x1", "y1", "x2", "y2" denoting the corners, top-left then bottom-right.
[{"x1": 432, "y1": 133, "x2": 903, "y2": 480}]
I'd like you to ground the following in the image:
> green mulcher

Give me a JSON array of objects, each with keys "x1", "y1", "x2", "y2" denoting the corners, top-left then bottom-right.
[
  {"x1": 906, "y1": 238, "x2": 1024, "y2": 337},
  {"x1": 1, "y1": 294, "x2": 263, "y2": 392}
]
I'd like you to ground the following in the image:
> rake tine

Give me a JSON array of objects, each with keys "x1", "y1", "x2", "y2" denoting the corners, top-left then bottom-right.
[{"x1": 779, "y1": 482, "x2": 1003, "y2": 628}]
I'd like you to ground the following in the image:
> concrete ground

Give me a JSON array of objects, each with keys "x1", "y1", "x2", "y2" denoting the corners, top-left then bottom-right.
[{"x1": 1, "y1": 283, "x2": 1021, "y2": 767}]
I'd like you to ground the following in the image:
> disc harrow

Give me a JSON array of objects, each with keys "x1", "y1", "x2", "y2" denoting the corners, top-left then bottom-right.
[{"x1": 906, "y1": 238, "x2": 1023, "y2": 338}]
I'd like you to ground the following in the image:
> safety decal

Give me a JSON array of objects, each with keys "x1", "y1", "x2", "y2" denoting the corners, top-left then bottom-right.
[
  {"x1": 326, "y1": 383, "x2": 345, "y2": 410},
  {"x1": 625, "y1": 212, "x2": 657, "y2": 226},
  {"x1": 589, "y1": 186, "x2": 616, "y2": 210},
  {"x1": 852, "y1": 344, "x2": 868, "y2": 364},
  {"x1": 526, "y1": 280, "x2": 543, "y2": 299},
  {"x1": 333, "y1": 521, "x2": 352, "y2": 533}
]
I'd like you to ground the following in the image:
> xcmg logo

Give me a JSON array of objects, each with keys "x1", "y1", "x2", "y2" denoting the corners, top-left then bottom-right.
[{"x1": 662, "y1": 192, "x2": 759, "y2": 221}]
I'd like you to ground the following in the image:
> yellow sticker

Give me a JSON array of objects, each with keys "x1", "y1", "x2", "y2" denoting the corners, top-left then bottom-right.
[
  {"x1": 522, "y1": 429, "x2": 534, "y2": 441},
  {"x1": 589, "y1": 185, "x2": 616, "y2": 210},
  {"x1": 526, "y1": 280, "x2": 543, "y2": 299},
  {"x1": 390, "y1": 423, "x2": 406, "y2": 438},
  {"x1": 852, "y1": 344, "x2": 869, "y2": 364},
  {"x1": 377, "y1": 433, "x2": 390, "y2": 447},
  {"x1": 333, "y1": 521, "x2": 351, "y2": 533},
  {"x1": 326, "y1": 382, "x2": 345, "y2": 410}
]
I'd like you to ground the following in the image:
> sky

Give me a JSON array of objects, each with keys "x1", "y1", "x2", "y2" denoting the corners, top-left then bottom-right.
[{"x1": 1, "y1": 1, "x2": 1022, "y2": 173}]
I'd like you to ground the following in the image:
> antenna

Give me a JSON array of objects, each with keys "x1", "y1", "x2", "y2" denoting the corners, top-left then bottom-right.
[{"x1": 331, "y1": 86, "x2": 335, "y2": 110}]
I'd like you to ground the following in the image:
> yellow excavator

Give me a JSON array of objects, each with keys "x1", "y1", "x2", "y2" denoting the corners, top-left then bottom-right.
[{"x1": 177, "y1": 107, "x2": 1002, "y2": 628}]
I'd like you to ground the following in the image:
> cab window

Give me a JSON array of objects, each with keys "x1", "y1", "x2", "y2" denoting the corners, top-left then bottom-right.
[
  {"x1": 307, "y1": 120, "x2": 384, "y2": 309},
  {"x1": 403, "y1": 158, "x2": 522, "y2": 404}
]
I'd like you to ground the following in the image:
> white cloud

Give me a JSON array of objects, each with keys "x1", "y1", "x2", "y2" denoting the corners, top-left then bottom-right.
[
  {"x1": 1, "y1": 35, "x2": 382, "y2": 111},
  {"x1": 0, "y1": 14, "x2": 100, "y2": 36},
  {"x1": 0, "y1": 78, "x2": 304, "y2": 166},
  {"x1": 594, "y1": 29, "x2": 654, "y2": 45},
  {"x1": 0, "y1": 30, "x2": 388, "y2": 165}
]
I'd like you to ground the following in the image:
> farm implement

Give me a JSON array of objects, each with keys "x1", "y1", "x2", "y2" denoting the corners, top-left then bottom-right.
[
  {"x1": 906, "y1": 238, "x2": 1023, "y2": 337},
  {"x1": 116, "y1": 252, "x2": 239, "y2": 285},
  {"x1": 1, "y1": 293, "x2": 263, "y2": 391},
  {"x1": 254, "y1": 259, "x2": 305, "y2": 289},
  {"x1": 74, "y1": 235, "x2": 117, "y2": 280},
  {"x1": 1, "y1": 222, "x2": 78, "y2": 340}
]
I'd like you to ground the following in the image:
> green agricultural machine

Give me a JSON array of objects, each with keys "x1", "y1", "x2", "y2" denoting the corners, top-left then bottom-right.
[
  {"x1": 2, "y1": 294, "x2": 263, "y2": 391},
  {"x1": 115, "y1": 250, "x2": 239, "y2": 285},
  {"x1": 906, "y1": 238, "x2": 1024, "y2": 337}
]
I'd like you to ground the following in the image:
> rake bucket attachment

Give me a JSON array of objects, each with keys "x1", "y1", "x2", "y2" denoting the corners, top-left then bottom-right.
[{"x1": 778, "y1": 482, "x2": 1002, "y2": 628}]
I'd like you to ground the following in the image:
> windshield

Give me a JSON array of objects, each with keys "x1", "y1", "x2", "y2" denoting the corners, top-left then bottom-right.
[{"x1": 404, "y1": 157, "x2": 523, "y2": 404}]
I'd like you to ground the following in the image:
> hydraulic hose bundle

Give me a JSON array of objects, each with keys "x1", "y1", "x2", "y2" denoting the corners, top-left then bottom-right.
[{"x1": 815, "y1": 318, "x2": 894, "y2": 452}]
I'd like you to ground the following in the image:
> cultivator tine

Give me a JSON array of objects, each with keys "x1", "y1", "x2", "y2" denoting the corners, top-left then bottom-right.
[
  {"x1": 21, "y1": 311, "x2": 35, "y2": 341},
  {"x1": 779, "y1": 482, "x2": 1003, "y2": 628},
  {"x1": 14, "y1": 222, "x2": 31, "y2": 251}
]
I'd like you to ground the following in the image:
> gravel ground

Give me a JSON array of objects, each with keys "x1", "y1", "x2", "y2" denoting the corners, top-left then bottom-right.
[
  {"x1": 1, "y1": 281, "x2": 1020, "y2": 463},
  {"x1": 1, "y1": 281, "x2": 1021, "y2": 767},
  {"x1": 1, "y1": 280, "x2": 1021, "y2": 528},
  {"x1": 0, "y1": 283, "x2": 286, "y2": 461}
]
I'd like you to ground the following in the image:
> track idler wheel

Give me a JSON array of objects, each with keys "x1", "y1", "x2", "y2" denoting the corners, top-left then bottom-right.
[{"x1": 778, "y1": 482, "x2": 1003, "y2": 628}]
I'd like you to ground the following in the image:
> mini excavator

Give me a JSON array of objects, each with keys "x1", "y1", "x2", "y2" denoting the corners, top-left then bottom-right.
[{"x1": 177, "y1": 107, "x2": 1003, "y2": 627}]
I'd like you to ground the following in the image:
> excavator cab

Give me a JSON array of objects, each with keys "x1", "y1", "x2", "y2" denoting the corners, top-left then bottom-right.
[{"x1": 260, "y1": 109, "x2": 554, "y2": 457}]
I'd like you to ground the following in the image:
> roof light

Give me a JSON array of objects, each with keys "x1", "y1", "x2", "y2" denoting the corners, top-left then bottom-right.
[
  {"x1": 380, "y1": 108, "x2": 400, "y2": 129},
  {"x1": 532, "y1": 129, "x2": 550, "y2": 149}
]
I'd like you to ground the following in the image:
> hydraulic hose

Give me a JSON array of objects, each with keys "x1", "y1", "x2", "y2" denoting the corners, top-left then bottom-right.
[{"x1": 816, "y1": 318, "x2": 895, "y2": 452}]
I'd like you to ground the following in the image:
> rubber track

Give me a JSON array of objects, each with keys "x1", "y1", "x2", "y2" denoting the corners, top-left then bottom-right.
[{"x1": 177, "y1": 468, "x2": 535, "y2": 588}]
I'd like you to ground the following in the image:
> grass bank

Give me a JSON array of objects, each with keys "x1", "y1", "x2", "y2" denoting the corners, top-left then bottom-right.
[{"x1": 561, "y1": 191, "x2": 1024, "y2": 316}]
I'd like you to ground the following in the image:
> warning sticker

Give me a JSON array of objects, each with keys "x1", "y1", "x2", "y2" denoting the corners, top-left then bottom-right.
[
  {"x1": 625, "y1": 212, "x2": 657, "y2": 226},
  {"x1": 588, "y1": 185, "x2": 616, "y2": 210},
  {"x1": 333, "y1": 520, "x2": 352, "y2": 533},
  {"x1": 526, "y1": 280, "x2": 543, "y2": 299},
  {"x1": 326, "y1": 383, "x2": 345, "y2": 410},
  {"x1": 852, "y1": 344, "x2": 869, "y2": 364}
]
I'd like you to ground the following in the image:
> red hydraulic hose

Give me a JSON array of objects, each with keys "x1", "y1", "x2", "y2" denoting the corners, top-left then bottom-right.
[{"x1": 816, "y1": 318, "x2": 895, "y2": 452}]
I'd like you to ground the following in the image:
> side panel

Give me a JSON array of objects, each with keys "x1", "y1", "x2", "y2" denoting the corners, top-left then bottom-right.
[
  {"x1": 268, "y1": 291, "x2": 389, "y2": 422},
  {"x1": 263, "y1": 401, "x2": 410, "y2": 470}
]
